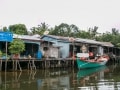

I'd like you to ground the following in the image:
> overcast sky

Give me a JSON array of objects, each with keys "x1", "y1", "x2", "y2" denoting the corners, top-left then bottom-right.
[{"x1": 0, "y1": 0, "x2": 120, "y2": 33}]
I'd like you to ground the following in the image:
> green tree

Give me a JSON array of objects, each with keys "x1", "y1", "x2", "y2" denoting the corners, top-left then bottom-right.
[
  {"x1": 96, "y1": 30, "x2": 120, "y2": 48},
  {"x1": 50, "y1": 25, "x2": 59, "y2": 35},
  {"x1": 112, "y1": 28, "x2": 119, "y2": 35},
  {"x1": 88, "y1": 26, "x2": 98, "y2": 39},
  {"x1": 116, "y1": 43, "x2": 120, "y2": 47},
  {"x1": 9, "y1": 24, "x2": 28, "y2": 35},
  {"x1": 37, "y1": 22, "x2": 49, "y2": 35},
  {"x1": 50, "y1": 23, "x2": 66, "y2": 36},
  {"x1": 9, "y1": 39, "x2": 25, "y2": 54},
  {"x1": 56, "y1": 23, "x2": 70, "y2": 36},
  {"x1": 51, "y1": 23, "x2": 72, "y2": 36},
  {"x1": 69, "y1": 24, "x2": 80, "y2": 37},
  {"x1": 111, "y1": 35, "x2": 120, "y2": 47},
  {"x1": 30, "y1": 22, "x2": 49, "y2": 35},
  {"x1": 30, "y1": 27, "x2": 37, "y2": 35},
  {"x1": 3, "y1": 26, "x2": 8, "y2": 32},
  {"x1": 78, "y1": 30, "x2": 91, "y2": 39},
  {"x1": 97, "y1": 32, "x2": 113, "y2": 42},
  {"x1": 0, "y1": 50, "x2": 2, "y2": 58}
]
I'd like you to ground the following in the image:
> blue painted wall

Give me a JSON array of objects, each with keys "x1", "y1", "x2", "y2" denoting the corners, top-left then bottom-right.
[
  {"x1": 57, "y1": 42, "x2": 69, "y2": 58},
  {"x1": 41, "y1": 36, "x2": 70, "y2": 58}
]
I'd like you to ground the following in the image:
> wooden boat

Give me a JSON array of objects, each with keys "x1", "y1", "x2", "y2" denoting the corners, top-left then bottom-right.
[{"x1": 76, "y1": 53, "x2": 109, "y2": 69}]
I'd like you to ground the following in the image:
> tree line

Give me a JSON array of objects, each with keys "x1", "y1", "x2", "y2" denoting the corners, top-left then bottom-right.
[{"x1": 1, "y1": 22, "x2": 120, "y2": 47}]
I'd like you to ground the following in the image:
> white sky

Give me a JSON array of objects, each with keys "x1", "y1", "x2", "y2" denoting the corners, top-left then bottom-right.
[{"x1": 0, "y1": 0, "x2": 120, "y2": 33}]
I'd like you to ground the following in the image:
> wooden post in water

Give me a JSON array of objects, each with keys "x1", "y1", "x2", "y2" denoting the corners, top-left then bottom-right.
[
  {"x1": 5, "y1": 41, "x2": 8, "y2": 71},
  {"x1": 12, "y1": 54, "x2": 22, "y2": 71},
  {"x1": 45, "y1": 59, "x2": 47, "y2": 69},
  {"x1": 4, "y1": 41, "x2": 7, "y2": 90},
  {"x1": 72, "y1": 39, "x2": 75, "y2": 68},
  {"x1": 28, "y1": 55, "x2": 37, "y2": 71},
  {"x1": 28, "y1": 60, "x2": 32, "y2": 70},
  {"x1": 12, "y1": 60, "x2": 22, "y2": 71},
  {"x1": 32, "y1": 59, "x2": 36, "y2": 70},
  {"x1": 17, "y1": 60, "x2": 22, "y2": 71},
  {"x1": 15, "y1": 60, "x2": 17, "y2": 71},
  {"x1": 69, "y1": 37, "x2": 75, "y2": 68},
  {"x1": 0, "y1": 60, "x2": 2, "y2": 71},
  {"x1": 12, "y1": 60, "x2": 15, "y2": 71},
  {"x1": 72, "y1": 45, "x2": 75, "y2": 68},
  {"x1": 58, "y1": 60, "x2": 60, "y2": 68}
]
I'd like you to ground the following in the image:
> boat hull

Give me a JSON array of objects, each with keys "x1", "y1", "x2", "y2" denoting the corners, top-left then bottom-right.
[{"x1": 76, "y1": 58, "x2": 108, "y2": 69}]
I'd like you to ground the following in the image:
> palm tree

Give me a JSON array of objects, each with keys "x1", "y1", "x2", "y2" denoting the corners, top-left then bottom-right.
[
  {"x1": 112, "y1": 28, "x2": 119, "y2": 35},
  {"x1": 88, "y1": 26, "x2": 98, "y2": 39}
]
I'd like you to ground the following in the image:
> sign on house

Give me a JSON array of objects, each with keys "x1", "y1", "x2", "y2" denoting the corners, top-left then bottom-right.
[
  {"x1": 77, "y1": 53, "x2": 89, "y2": 57},
  {"x1": 0, "y1": 32, "x2": 13, "y2": 42}
]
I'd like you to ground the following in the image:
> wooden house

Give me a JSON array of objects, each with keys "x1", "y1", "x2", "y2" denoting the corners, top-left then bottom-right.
[
  {"x1": 41, "y1": 35, "x2": 114, "y2": 58},
  {"x1": 13, "y1": 34, "x2": 60, "y2": 59},
  {"x1": 41, "y1": 35, "x2": 71, "y2": 58},
  {"x1": 40, "y1": 40, "x2": 60, "y2": 58},
  {"x1": 13, "y1": 34, "x2": 42, "y2": 59}
]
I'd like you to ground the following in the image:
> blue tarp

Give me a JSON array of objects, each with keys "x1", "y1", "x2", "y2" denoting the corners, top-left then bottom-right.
[{"x1": 37, "y1": 50, "x2": 42, "y2": 59}]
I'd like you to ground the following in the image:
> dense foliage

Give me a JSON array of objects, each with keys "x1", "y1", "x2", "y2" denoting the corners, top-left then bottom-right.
[
  {"x1": 8, "y1": 39, "x2": 25, "y2": 54},
  {"x1": 9, "y1": 24, "x2": 28, "y2": 35},
  {"x1": 96, "y1": 29, "x2": 120, "y2": 47},
  {"x1": 1, "y1": 22, "x2": 120, "y2": 48},
  {"x1": 0, "y1": 50, "x2": 2, "y2": 57},
  {"x1": 30, "y1": 22, "x2": 49, "y2": 35}
]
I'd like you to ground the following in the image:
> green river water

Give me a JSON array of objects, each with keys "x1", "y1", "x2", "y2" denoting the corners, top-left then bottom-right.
[{"x1": 0, "y1": 63, "x2": 120, "y2": 90}]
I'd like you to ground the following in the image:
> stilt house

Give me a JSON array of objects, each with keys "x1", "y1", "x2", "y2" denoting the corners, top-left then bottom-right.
[{"x1": 41, "y1": 35, "x2": 114, "y2": 58}]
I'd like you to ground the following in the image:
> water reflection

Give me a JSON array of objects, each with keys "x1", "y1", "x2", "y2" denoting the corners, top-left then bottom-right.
[
  {"x1": 76, "y1": 66, "x2": 109, "y2": 89},
  {"x1": 0, "y1": 69, "x2": 71, "y2": 90},
  {"x1": 0, "y1": 64, "x2": 120, "y2": 90},
  {"x1": 38, "y1": 69, "x2": 70, "y2": 90}
]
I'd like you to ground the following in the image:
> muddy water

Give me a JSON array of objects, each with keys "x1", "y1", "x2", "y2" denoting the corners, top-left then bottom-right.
[{"x1": 0, "y1": 63, "x2": 120, "y2": 90}]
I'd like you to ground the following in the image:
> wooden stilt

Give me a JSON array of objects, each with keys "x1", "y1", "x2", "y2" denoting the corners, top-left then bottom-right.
[
  {"x1": 72, "y1": 60, "x2": 74, "y2": 67},
  {"x1": 58, "y1": 60, "x2": 61, "y2": 68},
  {"x1": 28, "y1": 60, "x2": 32, "y2": 70},
  {"x1": 15, "y1": 60, "x2": 17, "y2": 71},
  {"x1": 32, "y1": 60, "x2": 36, "y2": 70},
  {"x1": 12, "y1": 60, "x2": 22, "y2": 71},
  {"x1": 12, "y1": 60, "x2": 14, "y2": 71},
  {"x1": 45, "y1": 60, "x2": 46, "y2": 69},
  {"x1": 28, "y1": 59, "x2": 36, "y2": 70},
  {"x1": 17, "y1": 60, "x2": 22, "y2": 71},
  {"x1": 5, "y1": 60, "x2": 7, "y2": 72},
  {"x1": 0, "y1": 60, "x2": 2, "y2": 71},
  {"x1": 66, "y1": 60, "x2": 68, "y2": 68},
  {"x1": 0, "y1": 58, "x2": 75, "y2": 71}
]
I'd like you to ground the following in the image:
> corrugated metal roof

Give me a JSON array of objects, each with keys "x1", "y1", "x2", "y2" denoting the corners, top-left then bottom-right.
[
  {"x1": 41, "y1": 35, "x2": 114, "y2": 47},
  {"x1": 41, "y1": 35, "x2": 69, "y2": 41},
  {"x1": 13, "y1": 34, "x2": 41, "y2": 41},
  {"x1": 75, "y1": 38, "x2": 101, "y2": 45},
  {"x1": 41, "y1": 35, "x2": 101, "y2": 44},
  {"x1": 99, "y1": 42, "x2": 114, "y2": 47}
]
